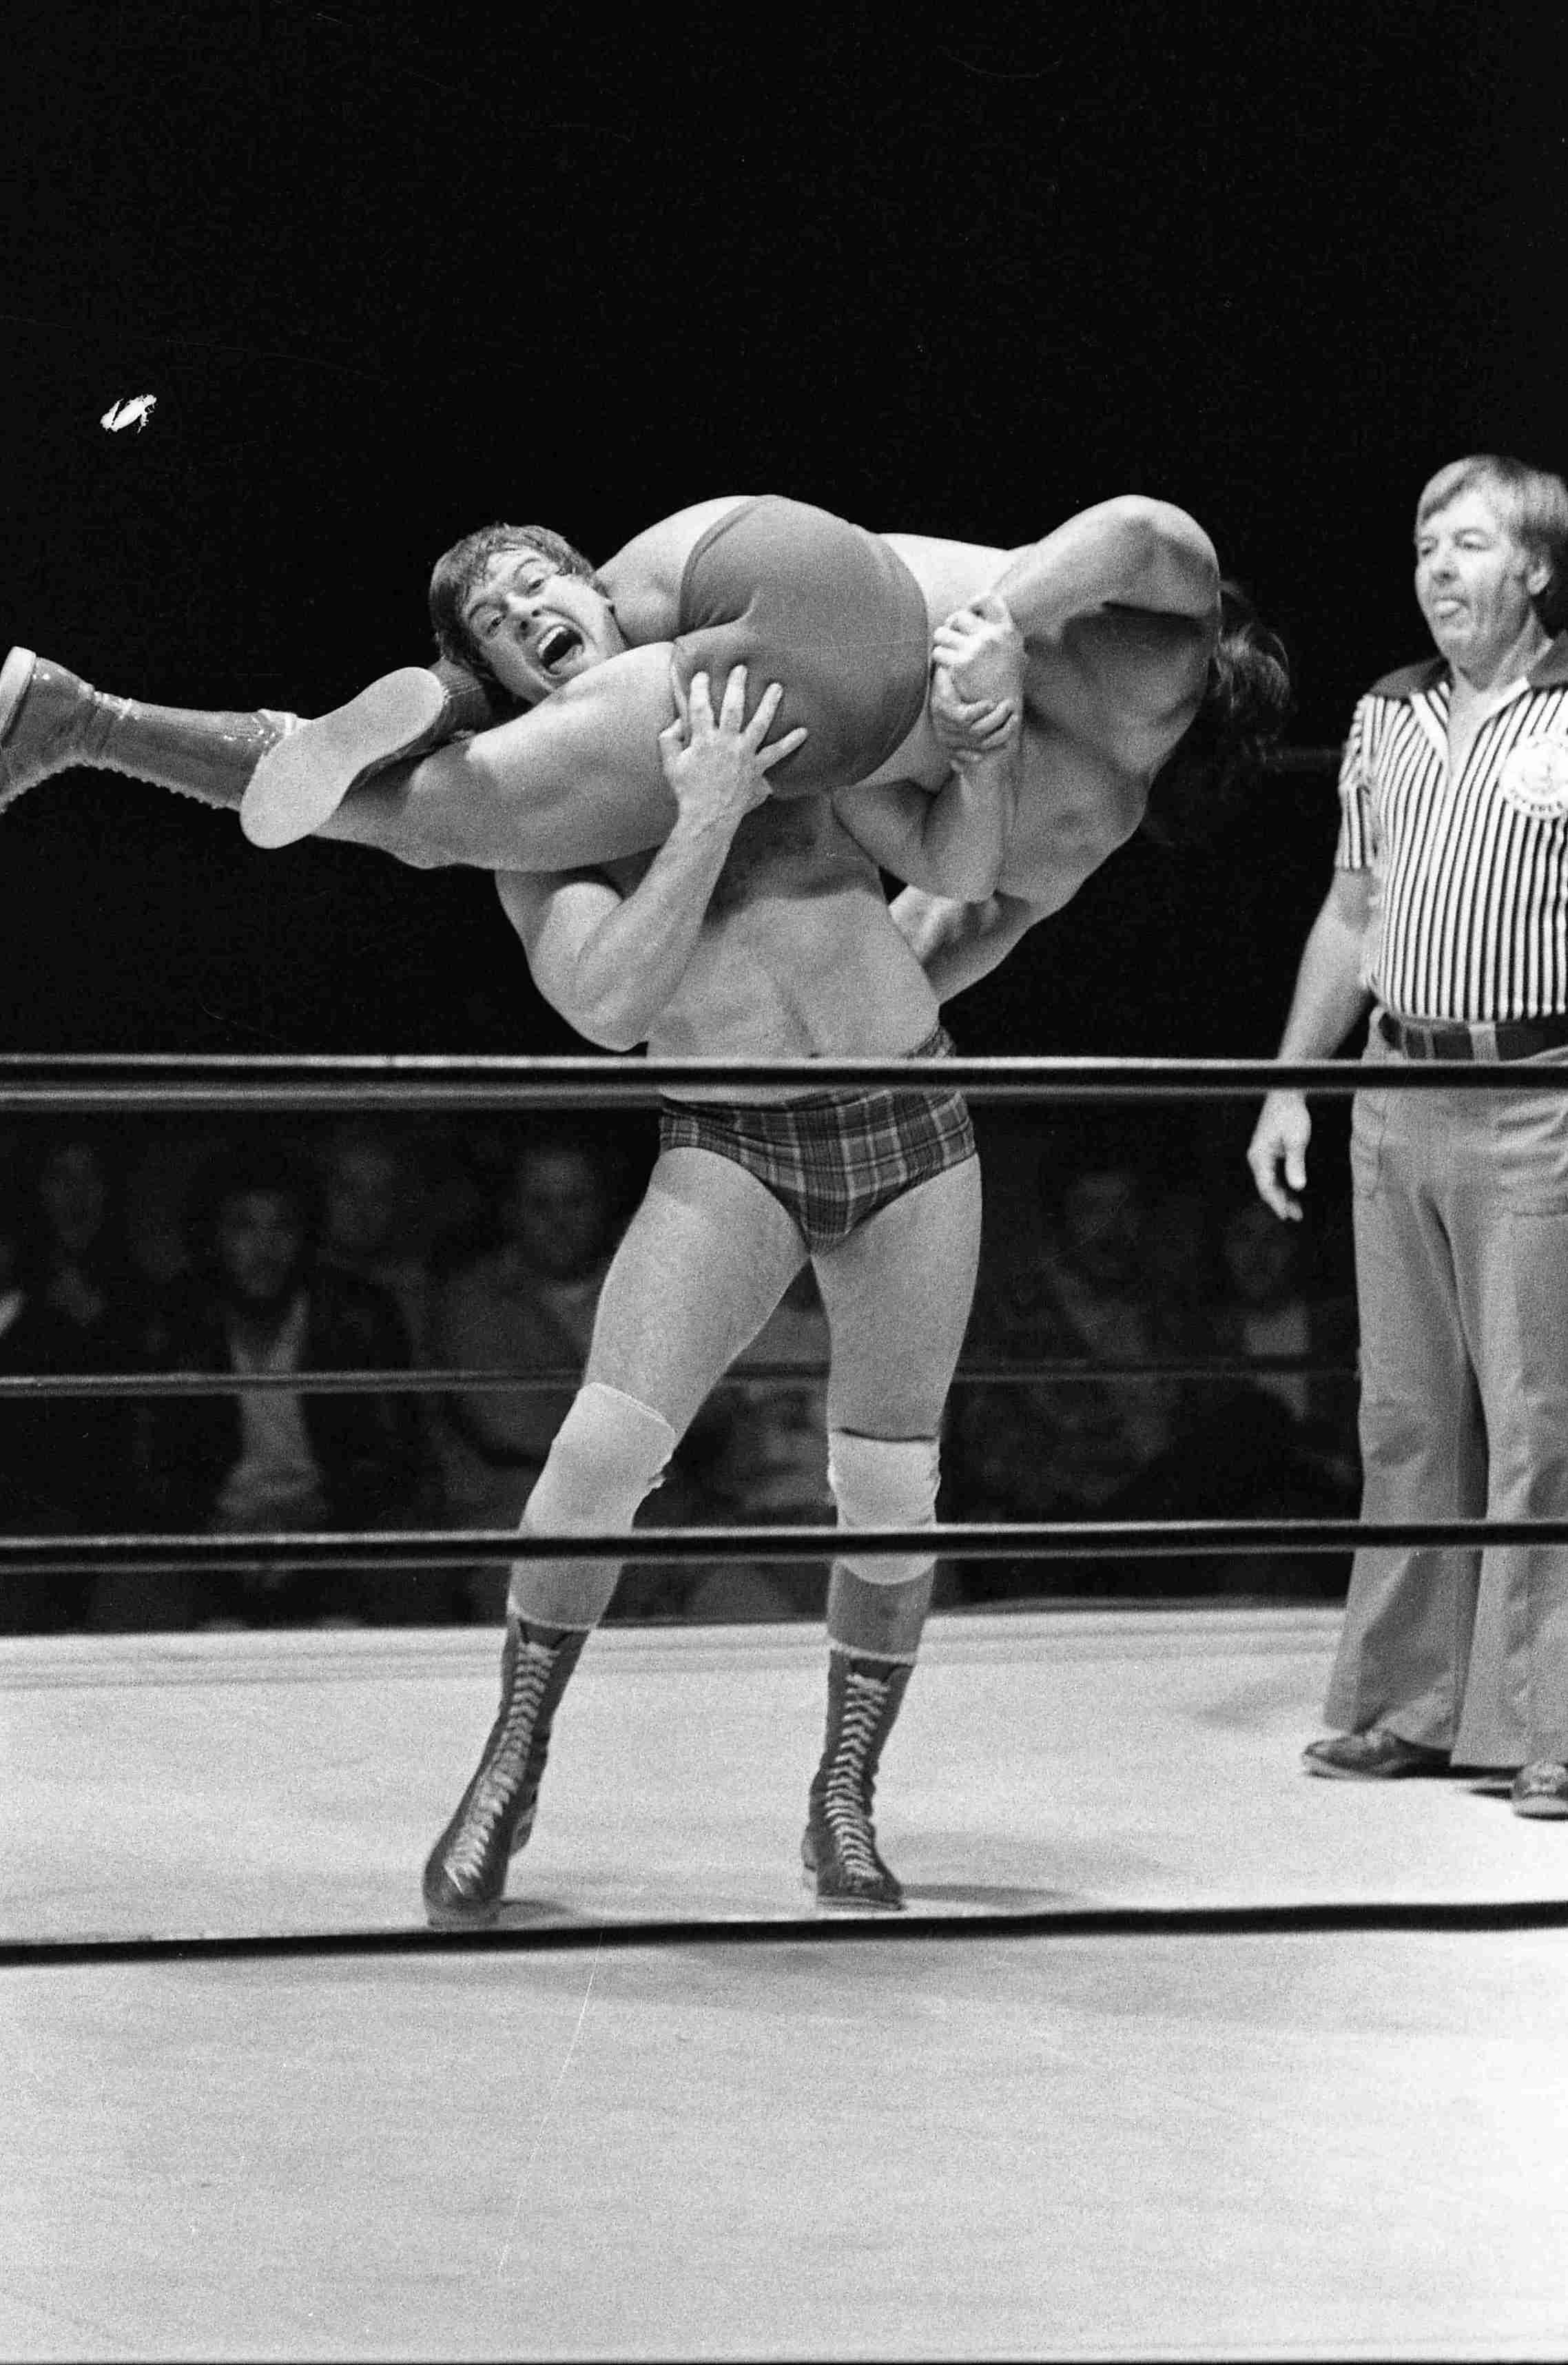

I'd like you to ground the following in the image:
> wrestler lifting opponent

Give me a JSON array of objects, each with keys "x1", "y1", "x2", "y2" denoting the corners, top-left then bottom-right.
[
  {"x1": 415, "y1": 652, "x2": 1005, "y2": 1923},
  {"x1": 0, "y1": 493, "x2": 1288, "y2": 907},
  {"x1": 0, "y1": 494, "x2": 1287, "y2": 1921}
]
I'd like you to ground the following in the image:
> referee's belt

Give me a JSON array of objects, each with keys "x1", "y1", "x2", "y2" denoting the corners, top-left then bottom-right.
[{"x1": 1379, "y1": 1011, "x2": 1568, "y2": 1062}]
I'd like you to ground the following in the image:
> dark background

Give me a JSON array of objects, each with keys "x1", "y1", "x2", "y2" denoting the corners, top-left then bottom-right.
[{"x1": 1, "y1": 0, "x2": 1562, "y2": 1075}]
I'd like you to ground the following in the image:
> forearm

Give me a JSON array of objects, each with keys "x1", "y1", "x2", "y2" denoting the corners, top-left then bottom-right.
[
  {"x1": 1275, "y1": 878, "x2": 1375, "y2": 1060},
  {"x1": 988, "y1": 497, "x2": 1219, "y2": 639},
  {"x1": 837, "y1": 750, "x2": 1017, "y2": 898},
  {"x1": 913, "y1": 749, "x2": 1018, "y2": 897}
]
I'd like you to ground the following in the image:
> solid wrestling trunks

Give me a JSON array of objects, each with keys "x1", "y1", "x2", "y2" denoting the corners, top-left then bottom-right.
[
  {"x1": 671, "y1": 497, "x2": 931, "y2": 797},
  {"x1": 657, "y1": 1026, "x2": 976, "y2": 1254}
]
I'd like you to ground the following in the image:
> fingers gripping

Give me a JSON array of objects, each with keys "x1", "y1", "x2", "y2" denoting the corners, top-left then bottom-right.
[{"x1": 663, "y1": 666, "x2": 806, "y2": 772}]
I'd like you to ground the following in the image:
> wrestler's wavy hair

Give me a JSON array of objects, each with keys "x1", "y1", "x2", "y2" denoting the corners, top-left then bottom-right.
[
  {"x1": 427, "y1": 521, "x2": 609, "y2": 704},
  {"x1": 1140, "y1": 581, "x2": 1293, "y2": 847},
  {"x1": 1415, "y1": 455, "x2": 1568, "y2": 630}
]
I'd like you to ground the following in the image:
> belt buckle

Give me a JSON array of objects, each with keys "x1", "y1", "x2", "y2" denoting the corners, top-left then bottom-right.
[{"x1": 1469, "y1": 1022, "x2": 1500, "y2": 1064}]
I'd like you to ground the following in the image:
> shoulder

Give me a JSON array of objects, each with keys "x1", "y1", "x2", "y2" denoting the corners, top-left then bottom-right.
[{"x1": 1362, "y1": 656, "x2": 1445, "y2": 701}]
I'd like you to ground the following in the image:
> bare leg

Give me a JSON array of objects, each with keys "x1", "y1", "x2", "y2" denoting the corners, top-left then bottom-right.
[
  {"x1": 509, "y1": 1147, "x2": 809, "y2": 1631},
  {"x1": 302, "y1": 643, "x2": 688, "y2": 874},
  {"x1": 585, "y1": 1147, "x2": 809, "y2": 1421},
  {"x1": 423, "y1": 1148, "x2": 807, "y2": 1927},
  {"x1": 816, "y1": 1153, "x2": 982, "y2": 1656},
  {"x1": 239, "y1": 659, "x2": 504, "y2": 849}
]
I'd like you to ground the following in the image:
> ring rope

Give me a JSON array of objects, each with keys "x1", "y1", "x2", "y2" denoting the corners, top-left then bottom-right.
[
  {"x1": 0, "y1": 1354, "x2": 1357, "y2": 1398},
  {"x1": 0, "y1": 1053, "x2": 1562, "y2": 1111},
  {"x1": 0, "y1": 1516, "x2": 1559, "y2": 1574}
]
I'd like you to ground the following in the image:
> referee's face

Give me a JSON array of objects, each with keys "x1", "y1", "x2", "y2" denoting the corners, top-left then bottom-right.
[{"x1": 1414, "y1": 491, "x2": 1548, "y2": 674}]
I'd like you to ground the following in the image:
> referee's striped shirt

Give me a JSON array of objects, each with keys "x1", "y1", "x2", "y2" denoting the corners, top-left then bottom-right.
[{"x1": 1337, "y1": 634, "x2": 1568, "y2": 1022}]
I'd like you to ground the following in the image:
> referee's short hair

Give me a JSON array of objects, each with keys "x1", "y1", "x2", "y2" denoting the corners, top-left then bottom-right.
[{"x1": 1415, "y1": 456, "x2": 1568, "y2": 627}]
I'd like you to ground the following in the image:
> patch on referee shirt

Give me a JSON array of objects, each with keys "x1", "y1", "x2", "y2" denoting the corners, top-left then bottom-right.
[{"x1": 1500, "y1": 735, "x2": 1568, "y2": 820}]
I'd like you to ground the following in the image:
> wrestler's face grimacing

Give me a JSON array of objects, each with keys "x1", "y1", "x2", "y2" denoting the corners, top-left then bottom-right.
[{"x1": 462, "y1": 550, "x2": 627, "y2": 703}]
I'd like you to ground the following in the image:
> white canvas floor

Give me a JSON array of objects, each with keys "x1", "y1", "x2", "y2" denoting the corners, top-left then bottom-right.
[
  {"x1": 4, "y1": 1611, "x2": 1567, "y2": 2361},
  {"x1": 2, "y1": 1609, "x2": 1564, "y2": 1945}
]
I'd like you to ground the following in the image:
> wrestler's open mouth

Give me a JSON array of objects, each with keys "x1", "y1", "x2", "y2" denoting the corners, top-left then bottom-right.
[{"x1": 537, "y1": 624, "x2": 581, "y2": 673}]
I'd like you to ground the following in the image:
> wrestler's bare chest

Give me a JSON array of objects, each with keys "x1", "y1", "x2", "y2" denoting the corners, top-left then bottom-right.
[
  {"x1": 996, "y1": 611, "x2": 1208, "y2": 900},
  {"x1": 635, "y1": 798, "x2": 940, "y2": 1078},
  {"x1": 999, "y1": 718, "x2": 1149, "y2": 902}
]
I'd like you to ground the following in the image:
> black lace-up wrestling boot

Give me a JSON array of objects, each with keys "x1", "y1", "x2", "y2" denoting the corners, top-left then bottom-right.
[
  {"x1": 801, "y1": 1649, "x2": 914, "y2": 1911},
  {"x1": 422, "y1": 1620, "x2": 589, "y2": 1930},
  {"x1": 0, "y1": 646, "x2": 293, "y2": 816},
  {"x1": 241, "y1": 659, "x2": 502, "y2": 848}
]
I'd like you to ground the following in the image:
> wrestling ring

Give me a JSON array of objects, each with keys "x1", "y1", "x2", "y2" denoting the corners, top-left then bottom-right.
[{"x1": 5, "y1": 1044, "x2": 1568, "y2": 2362}]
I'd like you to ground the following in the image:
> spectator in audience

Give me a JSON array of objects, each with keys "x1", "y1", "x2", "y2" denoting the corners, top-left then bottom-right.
[
  {"x1": 1195, "y1": 1192, "x2": 1359, "y2": 1596},
  {"x1": 318, "y1": 1117, "x2": 450, "y2": 1525},
  {"x1": 1212, "y1": 1195, "x2": 1356, "y2": 1447},
  {"x1": 953, "y1": 1143, "x2": 1361, "y2": 1603},
  {"x1": 1139, "y1": 1177, "x2": 1219, "y2": 1362},
  {"x1": 0, "y1": 1168, "x2": 96, "y2": 1631},
  {"x1": 949, "y1": 1142, "x2": 1186, "y2": 1595},
  {"x1": 432, "y1": 1122, "x2": 627, "y2": 1617},
  {"x1": 27, "y1": 1129, "x2": 146, "y2": 1533},
  {"x1": 318, "y1": 1119, "x2": 440, "y2": 1361},
  {"x1": 90, "y1": 1139, "x2": 442, "y2": 1630}
]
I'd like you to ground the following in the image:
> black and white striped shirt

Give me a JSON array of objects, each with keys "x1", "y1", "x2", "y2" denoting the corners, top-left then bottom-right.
[{"x1": 1337, "y1": 636, "x2": 1568, "y2": 1021}]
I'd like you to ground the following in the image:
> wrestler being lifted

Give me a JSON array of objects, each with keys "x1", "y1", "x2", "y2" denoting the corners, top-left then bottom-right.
[{"x1": 0, "y1": 493, "x2": 1288, "y2": 907}]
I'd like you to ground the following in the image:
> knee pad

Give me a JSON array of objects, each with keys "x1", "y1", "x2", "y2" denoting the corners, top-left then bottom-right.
[
  {"x1": 827, "y1": 1429, "x2": 940, "y2": 1586},
  {"x1": 524, "y1": 1381, "x2": 677, "y2": 1536}
]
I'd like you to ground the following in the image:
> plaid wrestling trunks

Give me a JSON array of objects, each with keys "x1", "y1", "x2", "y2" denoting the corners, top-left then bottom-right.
[{"x1": 657, "y1": 1026, "x2": 976, "y2": 1253}]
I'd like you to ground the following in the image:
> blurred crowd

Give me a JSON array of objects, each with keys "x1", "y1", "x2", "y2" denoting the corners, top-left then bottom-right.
[{"x1": 0, "y1": 1110, "x2": 1359, "y2": 1635}]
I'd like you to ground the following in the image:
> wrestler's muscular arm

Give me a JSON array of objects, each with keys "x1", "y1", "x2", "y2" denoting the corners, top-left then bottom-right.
[
  {"x1": 993, "y1": 497, "x2": 1219, "y2": 638},
  {"x1": 831, "y1": 595, "x2": 1024, "y2": 897},
  {"x1": 994, "y1": 495, "x2": 1220, "y2": 769},
  {"x1": 493, "y1": 670, "x2": 804, "y2": 1051},
  {"x1": 885, "y1": 501, "x2": 1222, "y2": 994}
]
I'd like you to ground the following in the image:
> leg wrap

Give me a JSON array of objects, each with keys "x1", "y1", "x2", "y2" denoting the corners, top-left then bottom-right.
[
  {"x1": 827, "y1": 1432, "x2": 940, "y2": 1584},
  {"x1": 825, "y1": 1431, "x2": 940, "y2": 1665},
  {"x1": 508, "y1": 1381, "x2": 677, "y2": 1631}
]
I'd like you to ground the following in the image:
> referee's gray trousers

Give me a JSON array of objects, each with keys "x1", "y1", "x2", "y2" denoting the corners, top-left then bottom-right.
[{"x1": 1327, "y1": 1021, "x2": 1568, "y2": 1764}]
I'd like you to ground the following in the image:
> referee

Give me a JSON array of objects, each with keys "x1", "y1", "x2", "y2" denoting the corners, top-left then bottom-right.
[{"x1": 1248, "y1": 454, "x2": 1568, "y2": 1817}]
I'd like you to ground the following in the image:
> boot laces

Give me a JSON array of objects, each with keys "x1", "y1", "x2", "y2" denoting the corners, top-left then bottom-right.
[
  {"x1": 446, "y1": 1643, "x2": 558, "y2": 1887},
  {"x1": 821, "y1": 1669, "x2": 889, "y2": 1879}
]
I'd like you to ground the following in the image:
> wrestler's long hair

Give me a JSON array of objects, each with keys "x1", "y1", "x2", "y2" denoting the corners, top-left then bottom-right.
[
  {"x1": 1140, "y1": 581, "x2": 1293, "y2": 847},
  {"x1": 427, "y1": 522, "x2": 608, "y2": 703}
]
